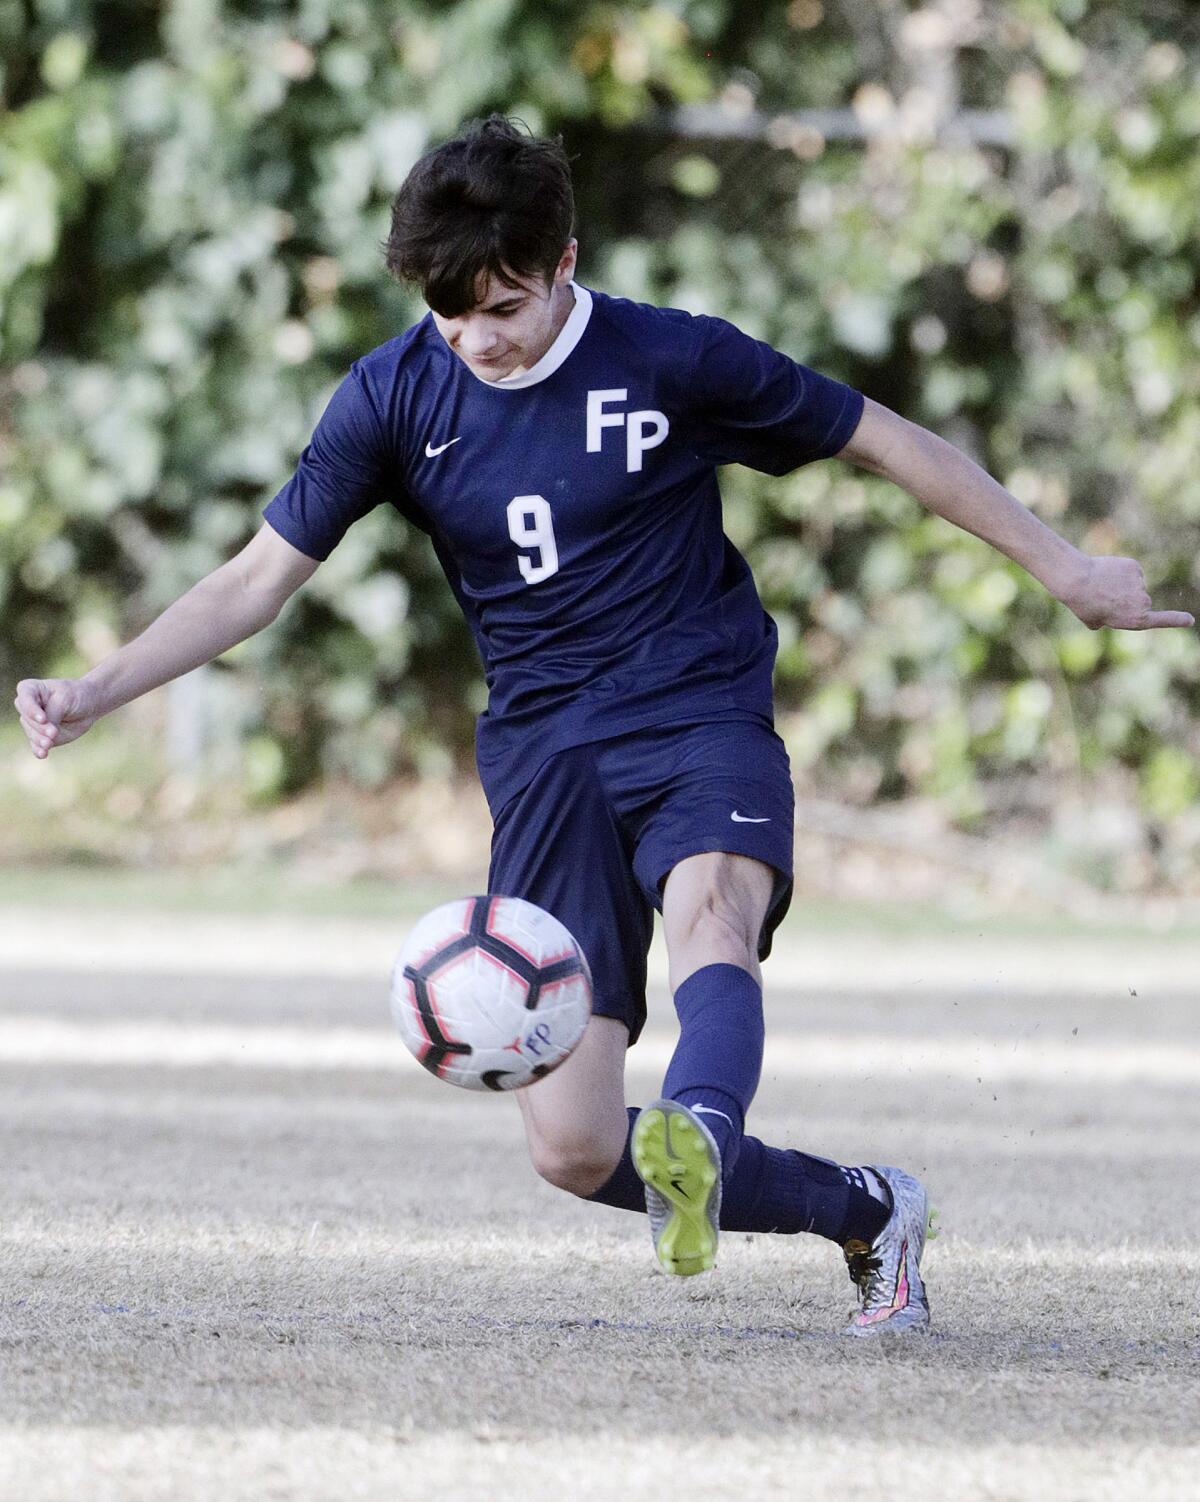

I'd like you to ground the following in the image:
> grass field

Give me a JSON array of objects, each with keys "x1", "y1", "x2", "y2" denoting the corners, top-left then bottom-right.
[{"x1": 1, "y1": 885, "x2": 1198, "y2": 1500}]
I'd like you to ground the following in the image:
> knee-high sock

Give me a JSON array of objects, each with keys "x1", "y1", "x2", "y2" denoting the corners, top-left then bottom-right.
[
  {"x1": 662, "y1": 962, "x2": 763, "y2": 1178},
  {"x1": 586, "y1": 1107, "x2": 891, "y2": 1247}
]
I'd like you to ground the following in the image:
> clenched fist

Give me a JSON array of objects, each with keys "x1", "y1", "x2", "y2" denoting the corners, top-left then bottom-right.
[
  {"x1": 12, "y1": 678, "x2": 102, "y2": 759},
  {"x1": 1057, "y1": 555, "x2": 1195, "y2": 632}
]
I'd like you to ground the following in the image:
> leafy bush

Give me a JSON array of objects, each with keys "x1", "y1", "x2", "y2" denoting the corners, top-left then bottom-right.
[{"x1": 3, "y1": 1, "x2": 1198, "y2": 855}]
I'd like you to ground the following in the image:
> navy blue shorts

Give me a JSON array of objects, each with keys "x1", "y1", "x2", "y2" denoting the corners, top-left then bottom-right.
[{"x1": 486, "y1": 717, "x2": 794, "y2": 1046}]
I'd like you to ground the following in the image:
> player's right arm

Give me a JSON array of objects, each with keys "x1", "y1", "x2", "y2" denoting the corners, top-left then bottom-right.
[
  {"x1": 17, "y1": 354, "x2": 395, "y2": 760},
  {"x1": 13, "y1": 522, "x2": 318, "y2": 760}
]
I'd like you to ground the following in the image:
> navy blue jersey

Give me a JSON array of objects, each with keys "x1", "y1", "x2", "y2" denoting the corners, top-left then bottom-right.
[{"x1": 264, "y1": 285, "x2": 863, "y2": 811}]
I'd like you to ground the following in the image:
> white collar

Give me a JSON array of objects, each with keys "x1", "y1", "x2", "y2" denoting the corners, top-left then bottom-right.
[{"x1": 469, "y1": 282, "x2": 593, "y2": 391}]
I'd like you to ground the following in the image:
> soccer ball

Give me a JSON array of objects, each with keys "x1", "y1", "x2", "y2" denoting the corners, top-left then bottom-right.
[{"x1": 389, "y1": 895, "x2": 593, "y2": 1091}]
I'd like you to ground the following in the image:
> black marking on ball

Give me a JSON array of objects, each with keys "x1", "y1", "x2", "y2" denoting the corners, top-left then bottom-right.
[
  {"x1": 403, "y1": 962, "x2": 472, "y2": 1078},
  {"x1": 524, "y1": 954, "x2": 585, "y2": 1010},
  {"x1": 468, "y1": 895, "x2": 540, "y2": 982},
  {"x1": 481, "y1": 1062, "x2": 555, "y2": 1092}
]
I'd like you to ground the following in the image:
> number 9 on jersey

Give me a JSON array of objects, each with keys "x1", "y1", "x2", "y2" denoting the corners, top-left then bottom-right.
[{"x1": 507, "y1": 494, "x2": 559, "y2": 584}]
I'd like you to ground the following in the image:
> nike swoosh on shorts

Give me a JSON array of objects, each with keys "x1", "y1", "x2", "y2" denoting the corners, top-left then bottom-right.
[
  {"x1": 425, "y1": 437, "x2": 462, "y2": 457},
  {"x1": 730, "y1": 811, "x2": 770, "y2": 823}
]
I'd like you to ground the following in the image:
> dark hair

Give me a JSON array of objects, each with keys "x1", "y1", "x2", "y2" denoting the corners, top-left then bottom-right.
[{"x1": 385, "y1": 115, "x2": 574, "y2": 316}]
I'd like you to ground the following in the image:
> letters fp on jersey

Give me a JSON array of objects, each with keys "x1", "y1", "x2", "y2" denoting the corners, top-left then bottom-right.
[{"x1": 586, "y1": 390, "x2": 669, "y2": 473}]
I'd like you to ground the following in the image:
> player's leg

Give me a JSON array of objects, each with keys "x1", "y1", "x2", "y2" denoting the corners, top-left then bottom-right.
[
  {"x1": 623, "y1": 849, "x2": 774, "y2": 1274},
  {"x1": 588, "y1": 719, "x2": 791, "y2": 1274},
  {"x1": 577, "y1": 843, "x2": 932, "y2": 1329},
  {"x1": 627, "y1": 720, "x2": 798, "y2": 1201},
  {"x1": 660, "y1": 847, "x2": 774, "y2": 990},
  {"x1": 656, "y1": 847, "x2": 774, "y2": 1166},
  {"x1": 515, "y1": 1014, "x2": 629, "y2": 1196},
  {"x1": 487, "y1": 742, "x2": 653, "y2": 1201},
  {"x1": 599, "y1": 720, "x2": 930, "y2": 1328}
]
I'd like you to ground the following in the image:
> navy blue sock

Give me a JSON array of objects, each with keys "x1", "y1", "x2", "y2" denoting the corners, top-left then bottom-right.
[
  {"x1": 586, "y1": 1109, "x2": 891, "y2": 1246},
  {"x1": 720, "y1": 1137, "x2": 891, "y2": 1244},
  {"x1": 662, "y1": 963, "x2": 763, "y2": 1178}
]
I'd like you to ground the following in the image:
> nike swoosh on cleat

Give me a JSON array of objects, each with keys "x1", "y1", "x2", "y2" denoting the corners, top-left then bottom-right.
[
  {"x1": 730, "y1": 811, "x2": 770, "y2": 823},
  {"x1": 669, "y1": 1178, "x2": 690, "y2": 1199},
  {"x1": 425, "y1": 436, "x2": 463, "y2": 457}
]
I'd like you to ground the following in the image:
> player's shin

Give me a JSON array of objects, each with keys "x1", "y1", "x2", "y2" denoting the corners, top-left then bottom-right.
[{"x1": 661, "y1": 962, "x2": 763, "y2": 1177}]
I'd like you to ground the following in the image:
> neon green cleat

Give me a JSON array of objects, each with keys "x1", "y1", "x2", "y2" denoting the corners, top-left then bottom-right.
[{"x1": 632, "y1": 1100, "x2": 721, "y2": 1276}]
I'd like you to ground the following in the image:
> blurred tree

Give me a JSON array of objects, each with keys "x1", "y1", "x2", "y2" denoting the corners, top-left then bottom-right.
[{"x1": 2, "y1": 0, "x2": 1199, "y2": 871}]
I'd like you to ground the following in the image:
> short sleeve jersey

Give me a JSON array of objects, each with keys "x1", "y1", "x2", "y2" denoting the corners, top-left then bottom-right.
[{"x1": 264, "y1": 285, "x2": 864, "y2": 813}]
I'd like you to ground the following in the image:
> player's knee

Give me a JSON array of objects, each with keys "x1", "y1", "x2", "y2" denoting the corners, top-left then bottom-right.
[{"x1": 529, "y1": 1135, "x2": 619, "y2": 1198}]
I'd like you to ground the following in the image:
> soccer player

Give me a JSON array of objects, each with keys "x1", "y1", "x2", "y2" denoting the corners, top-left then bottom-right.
[{"x1": 14, "y1": 116, "x2": 1192, "y2": 1336}]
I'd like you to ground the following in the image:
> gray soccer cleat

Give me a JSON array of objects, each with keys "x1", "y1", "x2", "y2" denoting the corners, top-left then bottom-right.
[
  {"x1": 632, "y1": 1099, "x2": 721, "y2": 1276},
  {"x1": 840, "y1": 1164, "x2": 935, "y2": 1337}
]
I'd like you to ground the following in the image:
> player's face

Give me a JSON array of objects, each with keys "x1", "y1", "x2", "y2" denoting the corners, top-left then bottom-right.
[{"x1": 431, "y1": 240, "x2": 578, "y2": 382}]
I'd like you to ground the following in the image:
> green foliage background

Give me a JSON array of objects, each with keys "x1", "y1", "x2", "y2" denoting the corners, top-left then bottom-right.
[{"x1": 4, "y1": 0, "x2": 1200, "y2": 845}]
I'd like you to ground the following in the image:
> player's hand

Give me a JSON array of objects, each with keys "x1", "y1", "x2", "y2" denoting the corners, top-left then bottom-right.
[
  {"x1": 12, "y1": 677, "x2": 101, "y2": 759},
  {"x1": 1057, "y1": 555, "x2": 1195, "y2": 632}
]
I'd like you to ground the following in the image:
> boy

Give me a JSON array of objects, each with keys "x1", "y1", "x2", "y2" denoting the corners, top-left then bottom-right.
[{"x1": 15, "y1": 116, "x2": 1191, "y2": 1336}]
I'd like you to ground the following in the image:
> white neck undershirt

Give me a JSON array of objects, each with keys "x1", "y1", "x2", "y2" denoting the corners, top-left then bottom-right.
[{"x1": 471, "y1": 283, "x2": 594, "y2": 391}]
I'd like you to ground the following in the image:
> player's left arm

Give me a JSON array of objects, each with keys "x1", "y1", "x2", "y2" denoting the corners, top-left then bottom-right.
[{"x1": 837, "y1": 396, "x2": 1194, "y2": 632}]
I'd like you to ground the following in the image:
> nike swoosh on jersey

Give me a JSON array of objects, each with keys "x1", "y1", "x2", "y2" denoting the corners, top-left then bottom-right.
[
  {"x1": 424, "y1": 436, "x2": 463, "y2": 457},
  {"x1": 730, "y1": 811, "x2": 771, "y2": 823}
]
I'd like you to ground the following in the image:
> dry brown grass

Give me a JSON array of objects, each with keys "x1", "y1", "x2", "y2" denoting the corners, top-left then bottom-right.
[{"x1": 1, "y1": 925, "x2": 1198, "y2": 1501}]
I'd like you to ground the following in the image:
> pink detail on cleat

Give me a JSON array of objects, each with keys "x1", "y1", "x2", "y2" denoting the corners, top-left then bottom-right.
[{"x1": 853, "y1": 1239, "x2": 910, "y2": 1326}]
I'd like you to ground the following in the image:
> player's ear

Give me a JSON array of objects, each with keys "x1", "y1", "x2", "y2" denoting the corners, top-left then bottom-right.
[{"x1": 555, "y1": 239, "x2": 578, "y2": 284}]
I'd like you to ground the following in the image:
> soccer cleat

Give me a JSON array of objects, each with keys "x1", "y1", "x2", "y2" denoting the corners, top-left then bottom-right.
[
  {"x1": 632, "y1": 1099, "x2": 721, "y2": 1276},
  {"x1": 840, "y1": 1164, "x2": 933, "y2": 1337}
]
